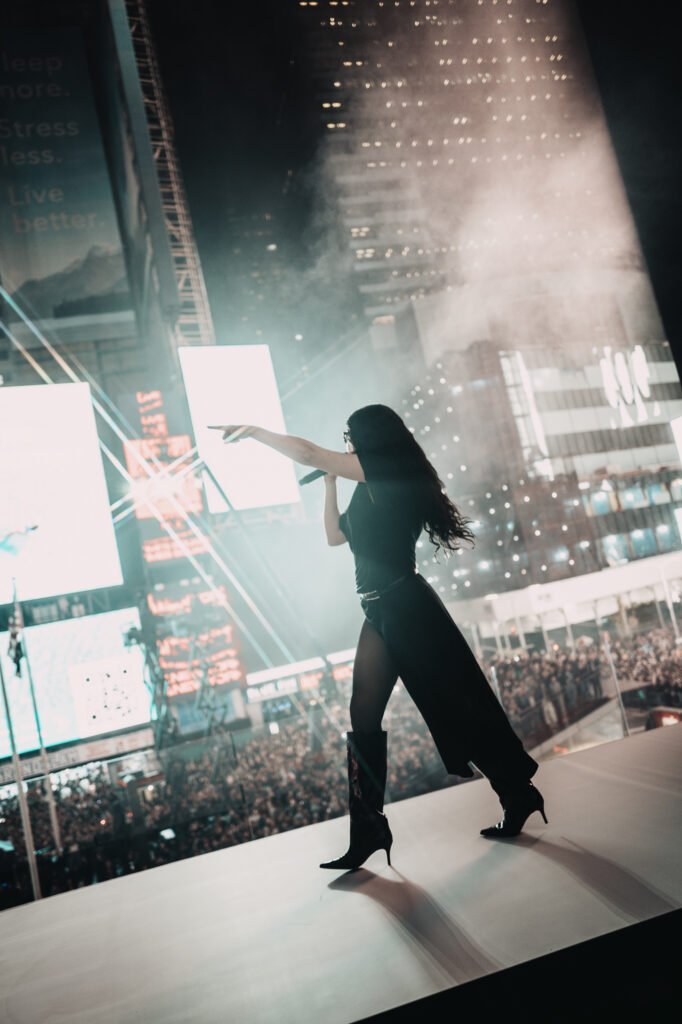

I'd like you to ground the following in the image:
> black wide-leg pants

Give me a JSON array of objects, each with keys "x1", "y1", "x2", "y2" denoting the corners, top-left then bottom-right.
[{"x1": 360, "y1": 572, "x2": 538, "y2": 793}]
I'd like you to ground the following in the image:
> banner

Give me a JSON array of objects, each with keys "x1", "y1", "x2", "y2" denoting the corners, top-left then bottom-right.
[
  {"x1": 0, "y1": 608, "x2": 150, "y2": 759},
  {"x1": 0, "y1": 28, "x2": 130, "y2": 320}
]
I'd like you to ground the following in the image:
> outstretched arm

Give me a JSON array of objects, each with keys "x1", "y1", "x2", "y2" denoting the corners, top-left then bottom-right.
[
  {"x1": 251, "y1": 426, "x2": 312, "y2": 464},
  {"x1": 208, "y1": 425, "x2": 366, "y2": 481},
  {"x1": 209, "y1": 424, "x2": 312, "y2": 464},
  {"x1": 304, "y1": 442, "x2": 366, "y2": 482}
]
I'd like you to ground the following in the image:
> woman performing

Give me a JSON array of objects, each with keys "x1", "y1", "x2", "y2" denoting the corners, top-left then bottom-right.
[{"x1": 210, "y1": 404, "x2": 547, "y2": 871}]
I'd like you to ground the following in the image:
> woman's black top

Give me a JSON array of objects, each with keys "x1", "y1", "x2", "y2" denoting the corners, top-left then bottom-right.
[{"x1": 338, "y1": 448, "x2": 425, "y2": 594}]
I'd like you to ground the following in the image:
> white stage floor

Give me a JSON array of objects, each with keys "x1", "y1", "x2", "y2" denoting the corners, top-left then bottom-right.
[{"x1": 1, "y1": 724, "x2": 681, "y2": 1024}]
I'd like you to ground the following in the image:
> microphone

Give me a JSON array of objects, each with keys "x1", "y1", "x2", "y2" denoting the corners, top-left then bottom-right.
[{"x1": 299, "y1": 468, "x2": 328, "y2": 485}]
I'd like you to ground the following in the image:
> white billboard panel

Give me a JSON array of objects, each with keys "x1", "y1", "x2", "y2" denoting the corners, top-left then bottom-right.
[
  {"x1": 0, "y1": 382, "x2": 122, "y2": 603},
  {"x1": 0, "y1": 607, "x2": 150, "y2": 757},
  {"x1": 178, "y1": 345, "x2": 300, "y2": 512}
]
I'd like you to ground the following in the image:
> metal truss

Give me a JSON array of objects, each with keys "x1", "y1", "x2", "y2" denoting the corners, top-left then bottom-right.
[{"x1": 124, "y1": 0, "x2": 215, "y2": 349}]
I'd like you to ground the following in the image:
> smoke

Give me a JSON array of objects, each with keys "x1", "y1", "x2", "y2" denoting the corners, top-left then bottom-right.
[{"x1": 301, "y1": 0, "x2": 656, "y2": 363}]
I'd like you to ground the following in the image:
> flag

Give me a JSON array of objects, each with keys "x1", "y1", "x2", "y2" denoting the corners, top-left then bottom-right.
[
  {"x1": 0, "y1": 523, "x2": 38, "y2": 557},
  {"x1": 7, "y1": 583, "x2": 24, "y2": 678}
]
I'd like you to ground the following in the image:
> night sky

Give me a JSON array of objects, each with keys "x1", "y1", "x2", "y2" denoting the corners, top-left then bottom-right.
[
  {"x1": 147, "y1": 0, "x2": 333, "y2": 361},
  {"x1": 147, "y1": 0, "x2": 681, "y2": 365},
  {"x1": 574, "y1": 0, "x2": 681, "y2": 362}
]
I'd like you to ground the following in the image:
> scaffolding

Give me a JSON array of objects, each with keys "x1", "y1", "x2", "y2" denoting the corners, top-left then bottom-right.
[{"x1": 123, "y1": 0, "x2": 215, "y2": 350}]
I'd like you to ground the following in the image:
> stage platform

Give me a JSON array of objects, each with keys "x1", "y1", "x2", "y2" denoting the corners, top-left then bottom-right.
[{"x1": 1, "y1": 724, "x2": 681, "y2": 1024}]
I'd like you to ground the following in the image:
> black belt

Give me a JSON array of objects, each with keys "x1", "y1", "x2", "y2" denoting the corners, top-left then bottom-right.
[{"x1": 358, "y1": 570, "x2": 416, "y2": 601}]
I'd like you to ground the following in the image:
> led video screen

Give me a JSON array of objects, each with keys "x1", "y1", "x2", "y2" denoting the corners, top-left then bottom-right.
[
  {"x1": 0, "y1": 608, "x2": 150, "y2": 758},
  {"x1": 178, "y1": 345, "x2": 301, "y2": 512},
  {"x1": 0, "y1": 382, "x2": 123, "y2": 603}
]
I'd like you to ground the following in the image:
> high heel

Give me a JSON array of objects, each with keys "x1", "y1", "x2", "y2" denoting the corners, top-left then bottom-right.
[
  {"x1": 320, "y1": 729, "x2": 394, "y2": 870},
  {"x1": 480, "y1": 780, "x2": 548, "y2": 838},
  {"x1": 320, "y1": 810, "x2": 393, "y2": 870}
]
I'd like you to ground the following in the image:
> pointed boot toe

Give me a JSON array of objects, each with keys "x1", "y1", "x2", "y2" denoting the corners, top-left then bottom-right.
[{"x1": 481, "y1": 781, "x2": 548, "y2": 838}]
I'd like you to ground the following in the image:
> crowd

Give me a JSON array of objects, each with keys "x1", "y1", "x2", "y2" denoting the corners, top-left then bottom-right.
[
  {"x1": 0, "y1": 766, "x2": 129, "y2": 870},
  {"x1": 485, "y1": 640, "x2": 604, "y2": 736},
  {"x1": 608, "y1": 627, "x2": 682, "y2": 706},
  {"x1": 2, "y1": 623, "x2": 678, "y2": 906},
  {"x1": 0, "y1": 693, "x2": 454, "y2": 904}
]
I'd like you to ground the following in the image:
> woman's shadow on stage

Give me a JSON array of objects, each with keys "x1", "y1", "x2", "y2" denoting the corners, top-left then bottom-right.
[
  {"x1": 326, "y1": 865, "x2": 503, "y2": 986},
  {"x1": 326, "y1": 831, "x2": 677, "y2": 984},
  {"x1": 503, "y1": 831, "x2": 678, "y2": 921}
]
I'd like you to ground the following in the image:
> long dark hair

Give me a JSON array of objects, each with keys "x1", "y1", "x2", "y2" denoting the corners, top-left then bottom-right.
[{"x1": 347, "y1": 404, "x2": 476, "y2": 559}]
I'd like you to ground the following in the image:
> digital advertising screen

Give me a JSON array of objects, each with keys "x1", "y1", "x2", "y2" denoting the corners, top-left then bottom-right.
[
  {"x1": 147, "y1": 580, "x2": 244, "y2": 698},
  {"x1": 178, "y1": 345, "x2": 301, "y2": 513},
  {"x1": 121, "y1": 389, "x2": 209, "y2": 565},
  {"x1": 0, "y1": 27, "x2": 130, "y2": 321},
  {"x1": 0, "y1": 381, "x2": 123, "y2": 604},
  {"x1": 0, "y1": 607, "x2": 150, "y2": 758}
]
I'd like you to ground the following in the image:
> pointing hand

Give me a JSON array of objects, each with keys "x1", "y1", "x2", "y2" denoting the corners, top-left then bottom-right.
[{"x1": 208, "y1": 424, "x2": 257, "y2": 442}]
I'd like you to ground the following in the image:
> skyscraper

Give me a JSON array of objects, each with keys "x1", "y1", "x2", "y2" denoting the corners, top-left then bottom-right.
[
  {"x1": 298, "y1": 0, "x2": 643, "y2": 322},
  {"x1": 297, "y1": 0, "x2": 682, "y2": 633}
]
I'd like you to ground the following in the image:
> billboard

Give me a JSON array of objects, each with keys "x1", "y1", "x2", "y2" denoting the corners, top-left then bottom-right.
[
  {"x1": 0, "y1": 607, "x2": 149, "y2": 758},
  {"x1": 0, "y1": 28, "x2": 130, "y2": 320},
  {"x1": 0, "y1": 382, "x2": 123, "y2": 603},
  {"x1": 178, "y1": 345, "x2": 301, "y2": 513},
  {"x1": 147, "y1": 580, "x2": 244, "y2": 698},
  {"x1": 122, "y1": 389, "x2": 208, "y2": 564}
]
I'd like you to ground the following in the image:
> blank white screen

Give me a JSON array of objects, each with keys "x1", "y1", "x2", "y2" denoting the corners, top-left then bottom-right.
[
  {"x1": 178, "y1": 345, "x2": 301, "y2": 512},
  {"x1": 0, "y1": 382, "x2": 122, "y2": 603}
]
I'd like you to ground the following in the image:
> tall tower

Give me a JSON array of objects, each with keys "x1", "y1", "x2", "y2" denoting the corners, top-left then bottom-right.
[{"x1": 119, "y1": 0, "x2": 215, "y2": 350}]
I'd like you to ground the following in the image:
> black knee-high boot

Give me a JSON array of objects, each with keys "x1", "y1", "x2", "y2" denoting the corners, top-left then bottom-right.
[
  {"x1": 467, "y1": 724, "x2": 546, "y2": 837},
  {"x1": 480, "y1": 777, "x2": 549, "y2": 837},
  {"x1": 320, "y1": 729, "x2": 393, "y2": 870}
]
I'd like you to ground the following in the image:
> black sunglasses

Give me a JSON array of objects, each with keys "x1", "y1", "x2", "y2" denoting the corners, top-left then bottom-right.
[{"x1": 343, "y1": 429, "x2": 352, "y2": 443}]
